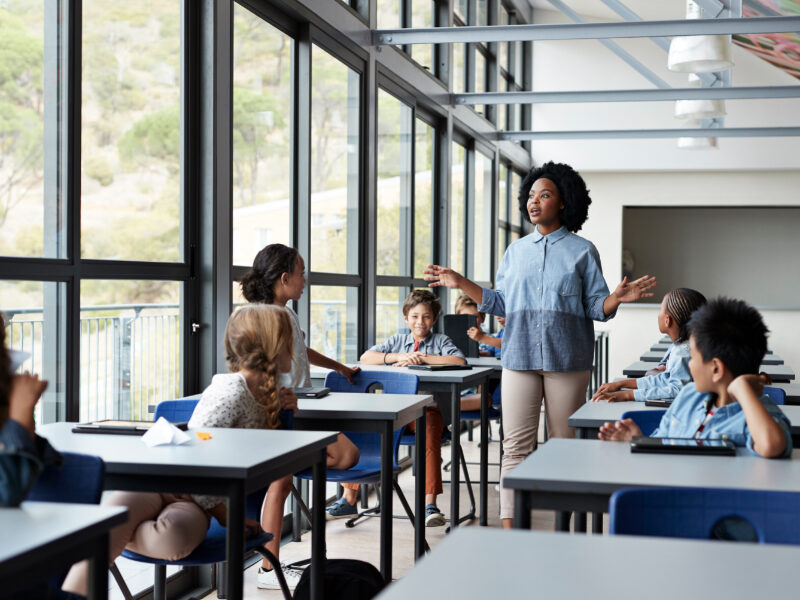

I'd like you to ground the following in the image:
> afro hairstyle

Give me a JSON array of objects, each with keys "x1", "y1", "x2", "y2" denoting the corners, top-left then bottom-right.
[{"x1": 517, "y1": 161, "x2": 591, "y2": 233}]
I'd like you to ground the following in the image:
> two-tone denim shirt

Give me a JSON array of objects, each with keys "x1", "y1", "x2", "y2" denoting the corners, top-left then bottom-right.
[
  {"x1": 478, "y1": 226, "x2": 613, "y2": 372},
  {"x1": 633, "y1": 340, "x2": 693, "y2": 401},
  {"x1": 651, "y1": 382, "x2": 792, "y2": 457}
]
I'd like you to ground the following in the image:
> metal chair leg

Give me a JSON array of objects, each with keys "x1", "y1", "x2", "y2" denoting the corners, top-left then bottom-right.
[{"x1": 109, "y1": 562, "x2": 134, "y2": 600}]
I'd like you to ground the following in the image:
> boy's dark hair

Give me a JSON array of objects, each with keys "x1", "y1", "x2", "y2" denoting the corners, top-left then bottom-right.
[
  {"x1": 402, "y1": 289, "x2": 441, "y2": 321},
  {"x1": 240, "y1": 244, "x2": 301, "y2": 304},
  {"x1": 688, "y1": 297, "x2": 768, "y2": 377},
  {"x1": 518, "y1": 161, "x2": 591, "y2": 233},
  {"x1": 664, "y1": 288, "x2": 707, "y2": 343},
  {"x1": 0, "y1": 314, "x2": 10, "y2": 426}
]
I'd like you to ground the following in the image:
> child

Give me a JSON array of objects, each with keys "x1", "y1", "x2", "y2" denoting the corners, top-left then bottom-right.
[
  {"x1": 328, "y1": 289, "x2": 466, "y2": 526},
  {"x1": 454, "y1": 294, "x2": 503, "y2": 358},
  {"x1": 598, "y1": 297, "x2": 791, "y2": 458},
  {"x1": 592, "y1": 288, "x2": 706, "y2": 403},
  {"x1": 64, "y1": 305, "x2": 332, "y2": 594}
]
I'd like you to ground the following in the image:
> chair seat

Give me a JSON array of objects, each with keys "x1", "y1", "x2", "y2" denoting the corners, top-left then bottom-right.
[
  {"x1": 295, "y1": 464, "x2": 397, "y2": 485},
  {"x1": 121, "y1": 518, "x2": 273, "y2": 566},
  {"x1": 460, "y1": 407, "x2": 501, "y2": 421}
]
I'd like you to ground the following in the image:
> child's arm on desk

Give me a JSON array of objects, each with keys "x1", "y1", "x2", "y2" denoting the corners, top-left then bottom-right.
[
  {"x1": 360, "y1": 350, "x2": 425, "y2": 366},
  {"x1": 590, "y1": 378, "x2": 637, "y2": 402},
  {"x1": 729, "y1": 375, "x2": 789, "y2": 458}
]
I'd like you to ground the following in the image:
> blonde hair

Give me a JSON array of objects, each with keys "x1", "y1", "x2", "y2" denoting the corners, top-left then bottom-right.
[
  {"x1": 454, "y1": 294, "x2": 484, "y2": 319},
  {"x1": 224, "y1": 304, "x2": 292, "y2": 430}
]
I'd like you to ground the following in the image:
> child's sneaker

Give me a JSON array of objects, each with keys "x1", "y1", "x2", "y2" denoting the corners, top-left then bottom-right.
[
  {"x1": 425, "y1": 503, "x2": 445, "y2": 527},
  {"x1": 256, "y1": 563, "x2": 302, "y2": 591},
  {"x1": 326, "y1": 496, "x2": 358, "y2": 520}
]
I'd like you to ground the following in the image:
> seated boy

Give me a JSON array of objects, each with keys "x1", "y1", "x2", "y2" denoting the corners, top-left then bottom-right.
[
  {"x1": 598, "y1": 297, "x2": 791, "y2": 458},
  {"x1": 454, "y1": 294, "x2": 503, "y2": 357},
  {"x1": 326, "y1": 289, "x2": 466, "y2": 526}
]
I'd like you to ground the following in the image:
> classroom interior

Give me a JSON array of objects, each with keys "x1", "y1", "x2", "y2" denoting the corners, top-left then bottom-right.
[{"x1": 1, "y1": 0, "x2": 800, "y2": 599}]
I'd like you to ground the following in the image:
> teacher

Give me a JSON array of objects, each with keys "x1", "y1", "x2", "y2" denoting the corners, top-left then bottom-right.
[{"x1": 425, "y1": 161, "x2": 656, "y2": 528}]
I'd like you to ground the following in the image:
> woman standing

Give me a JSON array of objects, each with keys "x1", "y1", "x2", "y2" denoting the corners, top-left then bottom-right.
[{"x1": 426, "y1": 162, "x2": 656, "y2": 528}]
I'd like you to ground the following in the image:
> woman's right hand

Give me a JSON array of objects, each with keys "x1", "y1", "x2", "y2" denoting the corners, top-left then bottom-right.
[
  {"x1": 424, "y1": 264, "x2": 462, "y2": 289},
  {"x1": 278, "y1": 387, "x2": 299, "y2": 414}
]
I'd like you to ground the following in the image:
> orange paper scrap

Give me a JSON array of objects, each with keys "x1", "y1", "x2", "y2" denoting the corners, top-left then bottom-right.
[{"x1": 196, "y1": 432, "x2": 212, "y2": 440}]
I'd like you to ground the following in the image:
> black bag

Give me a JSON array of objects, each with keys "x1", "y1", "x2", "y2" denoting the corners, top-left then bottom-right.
[{"x1": 293, "y1": 559, "x2": 386, "y2": 600}]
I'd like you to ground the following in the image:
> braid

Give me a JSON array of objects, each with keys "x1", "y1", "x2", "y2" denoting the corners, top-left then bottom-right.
[
  {"x1": 665, "y1": 288, "x2": 707, "y2": 342},
  {"x1": 256, "y1": 357, "x2": 282, "y2": 430}
]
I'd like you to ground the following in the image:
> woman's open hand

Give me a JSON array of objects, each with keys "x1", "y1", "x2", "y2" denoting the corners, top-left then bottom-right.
[
  {"x1": 424, "y1": 264, "x2": 462, "y2": 289},
  {"x1": 613, "y1": 274, "x2": 657, "y2": 303}
]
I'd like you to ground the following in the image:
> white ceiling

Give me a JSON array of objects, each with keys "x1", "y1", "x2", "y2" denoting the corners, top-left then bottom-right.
[{"x1": 527, "y1": 0, "x2": 692, "y2": 22}]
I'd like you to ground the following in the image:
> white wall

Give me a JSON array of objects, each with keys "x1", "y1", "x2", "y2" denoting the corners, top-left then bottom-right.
[{"x1": 578, "y1": 170, "x2": 800, "y2": 380}]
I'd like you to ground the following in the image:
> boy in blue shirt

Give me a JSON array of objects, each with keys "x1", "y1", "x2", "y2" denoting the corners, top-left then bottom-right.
[{"x1": 599, "y1": 297, "x2": 791, "y2": 458}]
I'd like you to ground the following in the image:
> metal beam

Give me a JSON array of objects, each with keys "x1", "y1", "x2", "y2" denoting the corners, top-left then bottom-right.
[
  {"x1": 545, "y1": 0, "x2": 670, "y2": 88},
  {"x1": 453, "y1": 85, "x2": 800, "y2": 104},
  {"x1": 373, "y1": 16, "x2": 800, "y2": 45},
  {"x1": 493, "y1": 127, "x2": 800, "y2": 141}
]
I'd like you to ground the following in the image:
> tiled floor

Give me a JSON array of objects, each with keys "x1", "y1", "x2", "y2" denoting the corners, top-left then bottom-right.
[{"x1": 209, "y1": 424, "x2": 562, "y2": 599}]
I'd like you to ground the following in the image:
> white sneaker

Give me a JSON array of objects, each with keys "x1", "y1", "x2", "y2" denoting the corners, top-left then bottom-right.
[{"x1": 257, "y1": 563, "x2": 302, "y2": 591}]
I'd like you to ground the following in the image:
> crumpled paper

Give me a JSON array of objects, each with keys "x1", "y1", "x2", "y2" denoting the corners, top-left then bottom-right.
[
  {"x1": 9, "y1": 350, "x2": 30, "y2": 372},
  {"x1": 142, "y1": 417, "x2": 191, "y2": 447}
]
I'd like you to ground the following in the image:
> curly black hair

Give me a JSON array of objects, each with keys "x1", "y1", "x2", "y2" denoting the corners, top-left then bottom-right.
[
  {"x1": 688, "y1": 297, "x2": 768, "y2": 378},
  {"x1": 517, "y1": 161, "x2": 591, "y2": 233},
  {"x1": 0, "y1": 314, "x2": 11, "y2": 426},
  {"x1": 240, "y1": 244, "x2": 301, "y2": 305}
]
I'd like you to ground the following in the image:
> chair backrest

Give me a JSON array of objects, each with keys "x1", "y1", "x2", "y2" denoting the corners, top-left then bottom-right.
[
  {"x1": 324, "y1": 371, "x2": 420, "y2": 469},
  {"x1": 28, "y1": 452, "x2": 105, "y2": 505},
  {"x1": 763, "y1": 386, "x2": 786, "y2": 405},
  {"x1": 620, "y1": 409, "x2": 666, "y2": 437},
  {"x1": 610, "y1": 486, "x2": 800, "y2": 545},
  {"x1": 155, "y1": 395, "x2": 201, "y2": 422}
]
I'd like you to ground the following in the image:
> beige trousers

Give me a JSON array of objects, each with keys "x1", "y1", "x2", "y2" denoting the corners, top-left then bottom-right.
[
  {"x1": 62, "y1": 491, "x2": 210, "y2": 595},
  {"x1": 499, "y1": 368, "x2": 591, "y2": 520}
]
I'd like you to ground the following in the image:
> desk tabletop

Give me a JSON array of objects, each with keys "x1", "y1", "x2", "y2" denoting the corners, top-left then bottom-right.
[
  {"x1": 352, "y1": 364, "x2": 494, "y2": 384},
  {"x1": 640, "y1": 350, "x2": 666, "y2": 362},
  {"x1": 466, "y1": 356, "x2": 503, "y2": 371},
  {"x1": 0, "y1": 502, "x2": 127, "y2": 575},
  {"x1": 774, "y1": 382, "x2": 800, "y2": 404},
  {"x1": 39, "y1": 423, "x2": 337, "y2": 480},
  {"x1": 650, "y1": 343, "x2": 671, "y2": 352},
  {"x1": 295, "y1": 392, "x2": 433, "y2": 422},
  {"x1": 504, "y1": 438, "x2": 800, "y2": 495},
  {"x1": 376, "y1": 528, "x2": 800, "y2": 599},
  {"x1": 623, "y1": 361, "x2": 795, "y2": 380}
]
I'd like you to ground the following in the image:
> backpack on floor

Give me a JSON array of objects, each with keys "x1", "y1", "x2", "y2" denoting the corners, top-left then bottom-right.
[{"x1": 293, "y1": 559, "x2": 386, "y2": 600}]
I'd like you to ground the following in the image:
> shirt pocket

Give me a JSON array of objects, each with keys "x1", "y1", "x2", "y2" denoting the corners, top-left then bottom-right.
[{"x1": 547, "y1": 273, "x2": 582, "y2": 312}]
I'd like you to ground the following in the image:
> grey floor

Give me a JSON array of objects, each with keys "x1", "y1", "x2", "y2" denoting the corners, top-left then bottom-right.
[{"x1": 211, "y1": 420, "x2": 566, "y2": 599}]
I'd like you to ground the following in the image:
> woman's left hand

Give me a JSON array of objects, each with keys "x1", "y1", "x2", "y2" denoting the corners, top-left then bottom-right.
[
  {"x1": 278, "y1": 387, "x2": 299, "y2": 413},
  {"x1": 613, "y1": 274, "x2": 657, "y2": 303},
  {"x1": 337, "y1": 364, "x2": 361, "y2": 384}
]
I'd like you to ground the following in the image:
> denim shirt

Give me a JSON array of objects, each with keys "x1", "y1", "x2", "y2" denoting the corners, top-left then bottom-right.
[
  {"x1": 369, "y1": 331, "x2": 466, "y2": 359},
  {"x1": 651, "y1": 382, "x2": 793, "y2": 457},
  {"x1": 478, "y1": 226, "x2": 613, "y2": 372},
  {"x1": 634, "y1": 340, "x2": 692, "y2": 401}
]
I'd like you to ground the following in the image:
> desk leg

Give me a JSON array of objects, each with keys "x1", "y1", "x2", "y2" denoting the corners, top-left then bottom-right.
[
  {"x1": 450, "y1": 383, "x2": 461, "y2": 529},
  {"x1": 380, "y1": 421, "x2": 393, "y2": 583},
  {"x1": 225, "y1": 482, "x2": 245, "y2": 600},
  {"x1": 414, "y1": 410, "x2": 427, "y2": 559},
  {"x1": 555, "y1": 511, "x2": 571, "y2": 532},
  {"x1": 87, "y1": 532, "x2": 110, "y2": 600},
  {"x1": 574, "y1": 512, "x2": 587, "y2": 533},
  {"x1": 311, "y1": 451, "x2": 327, "y2": 600},
  {"x1": 592, "y1": 512, "x2": 603, "y2": 534},
  {"x1": 512, "y1": 490, "x2": 530, "y2": 529},
  {"x1": 479, "y1": 381, "x2": 488, "y2": 526}
]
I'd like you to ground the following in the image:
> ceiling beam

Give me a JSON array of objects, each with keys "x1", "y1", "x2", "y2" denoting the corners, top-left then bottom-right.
[{"x1": 493, "y1": 127, "x2": 800, "y2": 141}]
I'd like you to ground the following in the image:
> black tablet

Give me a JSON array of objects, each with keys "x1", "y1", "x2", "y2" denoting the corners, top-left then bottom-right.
[
  {"x1": 293, "y1": 387, "x2": 331, "y2": 399},
  {"x1": 407, "y1": 364, "x2": 472, "y2": 371},
  {"x1": 72, "y1": 420, "x2": 188, "y2": 435},
  {"x1": 645, "y1": 400, "x2": 673, "y2": 408},
  {"x1": 630, "y1": 436, "x2": 736, "y2": 456}
]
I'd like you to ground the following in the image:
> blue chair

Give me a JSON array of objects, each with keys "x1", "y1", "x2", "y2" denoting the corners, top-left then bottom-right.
[
  {"x1": 764, "y1": 386, "x2": 786, "y2": 405},
  {"x1": 295, "y1": 371, "x2": 420, "y2": 529},
  {"x1": 610, "y1": 486, "x2": 800, "y2": 544},
  {"x1": 620, "y1": 409, "x2": 666, "y2": 437},
  {"x1": 117, "y1": 396, "x2": 277, "y2": 600}
]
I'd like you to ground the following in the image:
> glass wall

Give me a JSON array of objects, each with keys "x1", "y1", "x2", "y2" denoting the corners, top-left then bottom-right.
[
  {"x1": 449, "y1": 142, "x2": 466, "y2": 272},
  {"x1": 473, "y1": 151, "x2": 492, "y2": 282},
  {"x1": 414, "y1": 119, "x2": 434, "y2": 278}
]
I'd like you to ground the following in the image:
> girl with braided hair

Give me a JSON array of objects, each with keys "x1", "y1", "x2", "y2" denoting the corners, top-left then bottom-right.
[{"x1": 592, "y1": 288, "x2": 707, "y2": 403}]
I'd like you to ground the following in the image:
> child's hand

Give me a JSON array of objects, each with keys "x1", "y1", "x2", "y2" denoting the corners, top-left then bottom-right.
[
  {"x1": 394, "y1": 352, "x2": 425, "y2": 367},
  {"x1": 598, "y1": 418, "x2": 642, "y2": 442},
  {"x1": 612, "y1": 274, "x2": 657, "y2": 303},
  {"x1": 8, "y1": 372, "x2": 48, "y2": 437},
  {"x1": 424, "y1": 264, "x2": 462, "y2": 289},
  {"x1": 591, "y1": 390, "x2": 629, "y2": 403},
  {"x1": 592, "y1": 381, "x2": 621, "y2": 400},
  {"x1": 466, "y1": 327, "x2": 484, "y2": 342},
  {"x1": 337, "y1": 364, "x2": 360, "y2": 384},
  {"x1": 728, "y1": 374, "x2": 764, "y2": 402},
  {"x1": 278, "y1": 387, "x2": 299, "y2": 413}
]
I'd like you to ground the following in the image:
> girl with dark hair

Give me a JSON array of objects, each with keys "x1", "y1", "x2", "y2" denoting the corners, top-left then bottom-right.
[
  {"x1": 425, "y1": 161, "x2": 657, "y2": 528},
  {"x1": 592, "y1": 287, "x2": 707, "y2": 403}
]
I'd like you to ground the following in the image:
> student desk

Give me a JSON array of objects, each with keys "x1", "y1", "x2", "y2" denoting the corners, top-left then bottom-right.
[
  {"x1": 640, "y1": 351, "x2": 784, "y2": 365},
  {"x1": 650, "y1": 343, "x2": 671, "y2": 352},
  {"x1": 623, "y1": 361, "x2": 795, "y2": 381},
  {"x1": 376, "y1": 528, "x2": 800, "y2": 600},
  {"x1": 0, "y1": 502, "x2": 127, "y2": 600},
  {"x1": 38, "y1": 424, "x2": 336, "y2": 600},
  {"x1": 293, "y1": 392, "x2": 433, "y2": 581},
  {"x1": 505, "y1": 438, "x2": 800, "y2": 530},
  {"x1": 775, "y1": 382, "x2": 800, "y2": 404}
]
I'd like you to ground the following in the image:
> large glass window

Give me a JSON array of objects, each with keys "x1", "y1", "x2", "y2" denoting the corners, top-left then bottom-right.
[
  {"x1": 449, "y1": 142, "x2": 466, "y2": 272},
  {"x1": 79, "y1": 280, "x2": 181, "y2": 421},
  {"x1": 376, "y1": 286, "x2": 410, "y2": 344},
  {"x1": 80, "y1": 1, "x2": 181, "y2": 262},
  {"x1": 377, "y1": 90, "x2": 412, "y2": 277},
  {"x1": 232, "y1": 5, "x2": 292, "y2": 267},
  {"x1": 473, "y1": 151, "x2": 492, "y2": 282},
  {"x1": 411, "y1": 1, "x2": 435, "y2": 71},
  {"x1": 309, "y1": 286, "x2": 358, "y2": 364},
  {"x1": 310, "y1": 46, "x2": 360, "y2": 275},
  {"x1": 414, "y1": 119, "x2": 434, "y2": 278}
]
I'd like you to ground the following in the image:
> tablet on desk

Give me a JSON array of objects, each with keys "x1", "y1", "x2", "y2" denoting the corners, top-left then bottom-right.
[
  {"x1": 406, "y1": 364, "x2": 472, "y2": 371},
  {"x1": 72, "y1": 420, "x2": 188, "y2": 435},
  {"x1": 630, "y1": 436, "x2": 736, "y2": 456},
  {"x1": 644, "y1": 400, "x2": 673, "y2": 408},
  {"x1": 293, "y1": 387, "x2": 330, "y2": 399}
]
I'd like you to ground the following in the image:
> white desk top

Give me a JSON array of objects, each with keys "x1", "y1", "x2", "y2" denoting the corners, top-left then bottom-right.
[
  {"x1": 505, "y1": 438, "x2": 800, "y2": 496},
  {"x1": 466, "y1": 356, "x2": 503, "y2": 371},
  {"x1": 295, "y1": 392, "x2": 433, "y2": 423},
  {"x1": 311, "y1": 364, "x2": 493, "y2": 385},
  {"x1": 377, "y1": 528, "x2": 800, "y2": 599}
]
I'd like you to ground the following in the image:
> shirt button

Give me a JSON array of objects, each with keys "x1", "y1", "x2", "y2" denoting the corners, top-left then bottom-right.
[{"x1": 722, "y1": 434, "x2": 728, "y2": 440}]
